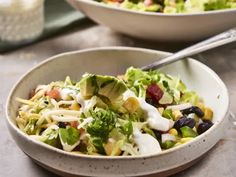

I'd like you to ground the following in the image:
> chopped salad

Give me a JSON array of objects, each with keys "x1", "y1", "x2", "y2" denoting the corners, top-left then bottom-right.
[
  {"x1": 96, "y1": 0, "x2": 236, "y2": 13},
  {"x1": 16, "y1": 67, "x2": 214, "y2": 156}
]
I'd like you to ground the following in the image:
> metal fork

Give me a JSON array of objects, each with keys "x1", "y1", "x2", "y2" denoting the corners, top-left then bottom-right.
[{"x1": 141, "y1": 27, "x2": 236, "y2": 71}]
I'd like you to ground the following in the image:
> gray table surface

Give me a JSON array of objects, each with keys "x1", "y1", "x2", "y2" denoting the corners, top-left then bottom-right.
[{"x1": 0, "y1": 24, "x2": 236, "y2": 177}]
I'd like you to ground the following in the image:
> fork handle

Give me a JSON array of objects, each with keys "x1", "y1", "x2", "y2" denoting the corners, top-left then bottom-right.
[{"x1": 141, "y1": 28, "x2": 236, "y2": 71}]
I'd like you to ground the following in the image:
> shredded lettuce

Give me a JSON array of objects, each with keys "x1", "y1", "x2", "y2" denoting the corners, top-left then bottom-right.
[
  {"x1": 124, "y1": 67, "x2": 160, "y2": 98},
  {"x1": 124, "y1": 67, "x2": 188, "y2": 104},
  {"x1": 119, "y1": 120, "x2": 133, "y2": 138},
  {"x1": 24, "y1": 118, "x2": 38, "y2": 135},
  {"x1": 40, "y1": 126, "x2": 60, "y2": 147},
  {"x1": 180, "y1": 91, "x2": 199, "y2": 105}
]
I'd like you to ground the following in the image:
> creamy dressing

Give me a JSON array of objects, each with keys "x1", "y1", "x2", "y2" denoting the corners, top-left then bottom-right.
[
  {"x1": 133, "y1": 128, "x2": 161, "y2": 155},
  {"x1": 48, "y1": 124, "x2": 60, "y2": 130},
  {"x1": 60, "y1": 88, "x2": 77, "y2": 100},
  {"x1": 60, "y1": 140, "x2": 80, "y2": 152},
  {"x1": 139, "y1": 99, "x2": 173, "y2": 131},
  {"x1": 76, "y1": 93, "x2": 85, "y2": 107},
  {"x1": 161, "y1": 133, "x2": 176, "y2": 143},
  {"x1": 123, "y1": 90, "x2": 173, "y2": 132},
  {"x1": 76, "y1": 93, "x2": 96, "y2": 112}
]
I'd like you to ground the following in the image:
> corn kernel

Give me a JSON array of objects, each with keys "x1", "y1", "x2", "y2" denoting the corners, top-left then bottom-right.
[
  {"x1": 172, "y1": 110, "x2": 183, "y2": 121},
  {"x1": 192, "y1": 127, "x2": 197, "y2": 133},
  {"x1": 158, "y1": 107, "x2": 164, "y2": 114},
  {"x1": 196, "y1": 102, "x2": 205, "y2": 112},
  {"x1": 203, "y1": 107, "x2": 213, "y2": 121},
  {"x1": 123, "y1": 97, "x2": 140, "y2": 113},
  {"x1": 70, "y1": 102, "x2": 80, "y2": 111},
  {"x1": 180, "y1": 137, "x2": 194, "y2": 144},
  {"x1": 104, "y1": 140, "x2": 121, "y2": 156},
  {"x1": 104, "y1": 141, "x2": 113, "y2": 156},
  {"x1": 168, "y1": 128, "x2": 178, "y2": 136}
]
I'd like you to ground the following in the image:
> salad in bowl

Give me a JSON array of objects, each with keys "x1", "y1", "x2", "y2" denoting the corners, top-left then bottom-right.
[
  {"x1": 99, "y1": 0, "x2": 236, "y2": 13},
  {"x1": 16, "y1": 67, "x2": 214, "y2": 156}
]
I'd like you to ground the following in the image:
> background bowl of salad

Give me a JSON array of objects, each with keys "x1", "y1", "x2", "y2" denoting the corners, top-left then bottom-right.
[
  {"x1": 66, "y1": 0, "x2": 236, "y2": 41},
  {"x1": 6, "y1": 47, "x2": 229, "y2": 176}
]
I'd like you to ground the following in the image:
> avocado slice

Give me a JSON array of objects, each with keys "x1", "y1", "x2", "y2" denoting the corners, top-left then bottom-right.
[
  {"x1": 79, "y1": 74, "x2": 127, "y2": 101},
  {"x1": 79, "y1": 74, "x2": 98, "y2": 99}
]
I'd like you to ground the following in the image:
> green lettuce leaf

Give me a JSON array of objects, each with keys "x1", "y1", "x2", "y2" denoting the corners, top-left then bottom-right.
[
  {"x1": 124, "y1": 67, "x2": 160, "y2": 98},
  {"x1": 180, "y1": 91, "x2": 199, "y2": 105},
  {"x1": 59, "y1": 127, "x2": 80, "y2": 146},
  {"x1": 119, "y1": 120, "x2": 133, "y2": 138}
]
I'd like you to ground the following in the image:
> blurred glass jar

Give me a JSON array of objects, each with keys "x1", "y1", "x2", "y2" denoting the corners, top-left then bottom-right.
[{"x1": 0, "y1": 0, "x2": 44, "y2": 43}]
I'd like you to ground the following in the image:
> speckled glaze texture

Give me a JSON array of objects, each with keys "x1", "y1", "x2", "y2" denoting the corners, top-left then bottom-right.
[
  {"x1": 6, "y1": 47, "x2": 229, "y2": 177},
  {"x1": 66, "y1": 0, "x2": 236, "y2": 42}
]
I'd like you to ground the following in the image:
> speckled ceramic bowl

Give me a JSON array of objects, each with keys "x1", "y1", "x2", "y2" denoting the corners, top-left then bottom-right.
[
  {"x1": 66, "y1": 0, "x2": 236, "y2": 41},
  {"x1": 6, "y1": 47, "x2": 229, "y2": 177}
]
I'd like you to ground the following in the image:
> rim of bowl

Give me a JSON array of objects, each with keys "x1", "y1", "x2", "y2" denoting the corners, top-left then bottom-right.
[
  {"x1": 6, "y1": 46, "x2": 229, "y2": 160},
  {"x1": 74, "y1": 0, "x2": 236, "y2": 17}
]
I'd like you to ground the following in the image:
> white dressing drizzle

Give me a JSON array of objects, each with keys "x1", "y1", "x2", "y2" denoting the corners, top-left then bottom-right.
[
  {"x1": 133, "y1": 128, "x2": 161, "y2": 155},
  {"x1": 123, "y1": 90, "x2": 173, "y2": 132},
  {"x1": 61, "y1": 140, "x2": 80, "y2": 152},
  {"x1": 60, "y1": 88, "x2": 77, "y2": 100},
  {"x1": 161, "y1": 133, "x2": 176, "y2": 143},
  {"x1": 76, "y1": 93, "x2": 96, "y2": 112}
]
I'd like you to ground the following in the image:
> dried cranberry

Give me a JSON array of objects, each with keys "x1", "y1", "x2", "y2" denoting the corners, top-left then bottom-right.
[
  {"x1": 174, "y1": 116, "x2": 196, "y2": 130},
  {"x1": 197, "y1": 120, "x2": 213, "y2": 134},
  {"x1": 146, "y1": 83, "x2": 164, "y2": 104}
]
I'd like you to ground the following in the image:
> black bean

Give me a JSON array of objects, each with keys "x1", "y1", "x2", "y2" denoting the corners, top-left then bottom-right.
[
  {"x1": 58, "y1": 122, "x2": 68, "y2": 128},
  {"x1": 152, "y1": 129, "x2": 162, "y2": 143},
  {"x1": 44, "y1": 100, "x2": 49, "y2": 104},
  {"x1": 181, "y1": 106, "x2": 204, "y2": 118},
  {"x1": 197, "y1": 120, "x2": 213, "y2": 134},
  {"x1": 174, "y1": 116, "x2": 196, "y2": 130}
]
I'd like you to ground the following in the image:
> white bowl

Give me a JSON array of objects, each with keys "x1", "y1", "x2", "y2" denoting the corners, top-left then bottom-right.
[
  {"x1": 66, "y1": 0, "x2": 236, "y2": 41},
  {"x1": 6, "y1": 47, "x2": 229, "y2": 177}
]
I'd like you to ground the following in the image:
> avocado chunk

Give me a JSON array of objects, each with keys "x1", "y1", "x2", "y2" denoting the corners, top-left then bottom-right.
[
  {"x1": 180, "y1": 126, "x2": 198, "y2": 138},
  {"x1": 79, "y1": 74, "x2": 97, "y2": 99},
  {"x1": 79, "y1": 74, "x2": 127, "y2": 101}
]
